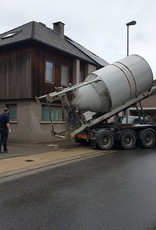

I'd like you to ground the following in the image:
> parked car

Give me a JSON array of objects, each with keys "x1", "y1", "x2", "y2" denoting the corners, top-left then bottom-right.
[{"x1": 122, "y1": 116, "x2": 149, "y2": 124}]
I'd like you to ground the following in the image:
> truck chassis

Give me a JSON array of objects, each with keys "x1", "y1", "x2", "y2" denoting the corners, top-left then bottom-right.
[{"x1": 76, "y1": 123, "x2": 156, "y2": 150}]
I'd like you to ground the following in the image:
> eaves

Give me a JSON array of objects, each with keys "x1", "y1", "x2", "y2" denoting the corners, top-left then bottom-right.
[{"x1": 0, "y1": 38, "x2": 97, "y2": 66}]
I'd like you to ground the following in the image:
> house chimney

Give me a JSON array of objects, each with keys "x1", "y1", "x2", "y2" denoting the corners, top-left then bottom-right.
[{"x1": 53, "y1": 21, "x2": 65, "y2": 36}]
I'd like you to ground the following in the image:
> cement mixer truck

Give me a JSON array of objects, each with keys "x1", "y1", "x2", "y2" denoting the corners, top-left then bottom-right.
[{"x1": 38, "y1": 54, "x2": 156, "y2": 150}]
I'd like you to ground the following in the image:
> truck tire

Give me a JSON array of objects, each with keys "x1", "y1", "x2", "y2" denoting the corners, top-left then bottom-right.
[
  {"x1": 120, "y1": 130, "x2": 136, "y2": 150},
  {"x1": 139, "y1": 130, "x2": 156, "y2": 149},
  {"x1": 97, "y1": 130, "x2": 115, "y2": 150}
]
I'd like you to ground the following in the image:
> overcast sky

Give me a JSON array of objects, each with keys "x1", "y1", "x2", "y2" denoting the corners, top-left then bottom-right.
[{"x1": 0, "y1": 0, "x2": 156, "y2": 78}]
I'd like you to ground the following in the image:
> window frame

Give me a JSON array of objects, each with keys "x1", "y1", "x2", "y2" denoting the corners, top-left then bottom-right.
[
  {"x1": 45, "y1": 60, "x2": 55, "y2": 84},
  {"x1": 61, "y1": 64, "x2": 69, "y2": 87},
  {"x1": 5, "y1": 104, "x2": 17, "y2": 123},
  {"x1": 41, "y1": 104, "x2": 64, "y2": 123}
]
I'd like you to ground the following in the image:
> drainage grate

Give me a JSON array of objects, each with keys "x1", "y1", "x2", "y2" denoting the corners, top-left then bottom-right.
[{"x1": 25, "y1": 159, "x2": 34, "y2": 162}]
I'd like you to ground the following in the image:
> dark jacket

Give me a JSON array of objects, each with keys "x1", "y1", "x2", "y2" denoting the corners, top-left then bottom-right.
[{"x1": 0, "y1": 113, "x2": 9, "y2": 129}]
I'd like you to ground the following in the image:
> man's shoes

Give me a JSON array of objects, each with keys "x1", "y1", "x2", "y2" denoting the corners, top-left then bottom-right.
[
  {"x1": 0, "y1": 149, "x2": 10, "y2": 153},
  {"x1": 3, "y1": 149, "x2": 9, "y2": 153}
]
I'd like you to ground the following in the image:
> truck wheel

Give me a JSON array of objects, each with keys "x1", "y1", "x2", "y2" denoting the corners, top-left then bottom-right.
[
  {"x1": 120, "y1": 130, "x2": 136, "y2": 150},
  {"x1": 97, "y1": 130, "x2": 114, "y2": 150},
  {"x1": 140, "y1": 130, "x2": 155, "y2": 148}
]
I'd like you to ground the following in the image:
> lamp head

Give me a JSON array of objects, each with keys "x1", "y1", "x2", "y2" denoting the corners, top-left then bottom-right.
[{"x1": 126, "y1": 21, "x2": 136, "y2": 26}]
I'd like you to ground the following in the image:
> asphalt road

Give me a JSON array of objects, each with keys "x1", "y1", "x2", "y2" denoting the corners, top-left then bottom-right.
[{"x1": 0, "y1": 148, "x2": 156, "y2": 230}]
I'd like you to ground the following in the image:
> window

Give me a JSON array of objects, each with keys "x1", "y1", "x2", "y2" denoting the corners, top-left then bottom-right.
[
  {"x1": 1, "y1": 30, "x2": 22, "y2": 39},
  {"x1": 2, "y1": 32, "x2": 16, "y2": 39},
  {"x1": 80, "y1": 62, "x2": 85, "y2": 82},
  {"x1": 61, "y1": 65, "x2": 69, "y2": 86},
  {"x1": 5, "y1": 104, "x2": 17, "y2": 120},
  {"x1": 45, "y1": 61, "x2": 54, "y2": 83},
  {"x1": 80, "y1": 70, "x2": 84, "y2": 82},
  {"x1": 41, "y1": 105, "x2": 63, "y2": 121}
]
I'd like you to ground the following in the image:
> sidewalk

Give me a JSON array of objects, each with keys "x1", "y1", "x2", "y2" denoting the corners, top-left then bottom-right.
[{"x1": 0, "y1": 140, "x2": 109, "y2": 179}]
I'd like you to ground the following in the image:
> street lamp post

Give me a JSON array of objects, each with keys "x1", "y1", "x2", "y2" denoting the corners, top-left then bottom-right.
[
  {"x1": 125, "y1": 20, "x2": 136, "y2": 123},
  {"x1": 126, "y1": 20, "x2": 136, "y2": 56}
]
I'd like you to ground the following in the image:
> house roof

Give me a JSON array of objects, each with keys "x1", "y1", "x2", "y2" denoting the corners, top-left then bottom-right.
[
  {"x1": 0, "y1": 21, "x2": 109, "y2": 67},
  {"x1": 65, "y1": 36, "x2": 109, "y2": 67}
]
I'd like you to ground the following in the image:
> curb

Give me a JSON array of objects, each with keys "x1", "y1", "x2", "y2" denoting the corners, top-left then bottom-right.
[{"x1": 0, "y1": 150, "x2": 113, "y2": 183}]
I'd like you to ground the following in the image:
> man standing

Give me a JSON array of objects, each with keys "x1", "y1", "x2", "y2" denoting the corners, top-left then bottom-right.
[{"x1": 0, "y1": 108, "x2": 11, "y2": 152}]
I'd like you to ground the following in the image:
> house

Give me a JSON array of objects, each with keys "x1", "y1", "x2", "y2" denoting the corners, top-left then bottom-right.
[{"x1": 0, "y1": 21, "x2": 108, "y2": 142}]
